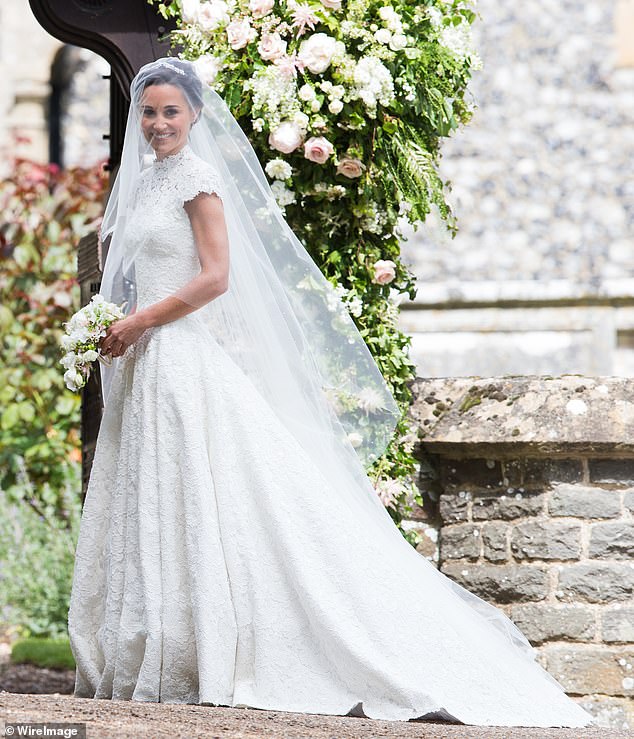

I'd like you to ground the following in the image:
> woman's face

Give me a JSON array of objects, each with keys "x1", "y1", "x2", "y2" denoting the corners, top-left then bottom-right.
[{"x1": 140, "y1": 84, "x2": 198, "y2": 160}]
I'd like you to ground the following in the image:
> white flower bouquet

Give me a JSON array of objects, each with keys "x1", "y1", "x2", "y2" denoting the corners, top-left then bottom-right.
[{"x1": 59, "y1": 294, "x2": 126, "y2": 392}]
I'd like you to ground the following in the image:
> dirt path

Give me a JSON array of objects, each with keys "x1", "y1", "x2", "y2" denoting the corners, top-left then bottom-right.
[{"x1": 0, "y1": 693, "x2": 629, "y2": 739}]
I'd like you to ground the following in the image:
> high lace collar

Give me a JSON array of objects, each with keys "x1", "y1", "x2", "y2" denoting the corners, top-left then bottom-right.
[{"x1": 152, "y1": 145, "x2": 192, "y2": 170}]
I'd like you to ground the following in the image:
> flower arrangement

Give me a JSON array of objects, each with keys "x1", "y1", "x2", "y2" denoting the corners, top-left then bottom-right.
[
  {"x1": 59, "y1": 295, "x2": 125, "y2": 392},
  {"x1": 148, "y1": 0, "x2": 480, "y2": 544}
]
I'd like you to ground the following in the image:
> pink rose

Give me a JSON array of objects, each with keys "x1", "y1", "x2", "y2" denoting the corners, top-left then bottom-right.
[
  {"x1": 303, "y1": 136, "x2": 334, "y2": 164},
  {"x1": 226, "y1": 18, "x2": 257, "y2": 49},
  {"x1": 269, "y1": 121, "x2": 305, "y2": 154},
  {"x1": 372, "y1": 259, "x2": 397, "y2": 285},
  {"x1": 258, "y1": 33, "x2": 287, "y2": 61},
  {"x1": 336, "y1": 157, "x2": 365, "y2": 178},
  {"x1": 198, "y1": 0, "x2": 229, "y2": 30},
  {"x1": 249, "y1": 0, "x2": 274, "y2": 18}
]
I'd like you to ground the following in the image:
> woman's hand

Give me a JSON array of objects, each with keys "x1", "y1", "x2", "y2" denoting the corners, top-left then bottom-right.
[{"x1": 99, "y1": 313, "x2": 148, "y2": 358}]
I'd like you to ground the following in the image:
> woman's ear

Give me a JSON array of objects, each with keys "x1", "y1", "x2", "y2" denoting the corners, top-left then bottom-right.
[{"x1": 191, "y1": 107, "x2": 202, "y2": 126}]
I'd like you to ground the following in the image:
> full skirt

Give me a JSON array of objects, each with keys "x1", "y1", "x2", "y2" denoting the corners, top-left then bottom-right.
[{"x1": 68, "y1": 314, "x2": 592, "y2": 728}]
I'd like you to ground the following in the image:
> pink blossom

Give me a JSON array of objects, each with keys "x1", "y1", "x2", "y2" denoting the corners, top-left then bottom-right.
[
  {"x1": 374, "y1": 478, "x2": 401, "y2": 508},
  {"x1": 291, "y1": 4, "x2": 319, "y2": 36},
  {"x1": 372, "y1": 259, "x2": 397, "y2": 285},
  {"x1": 273, "y1": 52, "x2": 306, "y2": 79},
  {"x1": 304, "y1": 136, "x2": 334, "y2": 164}
]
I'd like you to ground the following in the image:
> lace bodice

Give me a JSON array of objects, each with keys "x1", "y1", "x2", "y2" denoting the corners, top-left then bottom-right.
[{"x1": 123, "y1": 146, "x2": 223, "y2": 309}]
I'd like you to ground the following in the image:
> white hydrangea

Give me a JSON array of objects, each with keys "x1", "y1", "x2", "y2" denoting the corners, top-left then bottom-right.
[
  {"x1": 246, "y1": 66, "x2": 300, "y2": 128},
  {"x1": 346, "y1": 295, "x2": 363, "y2": 317},
  {"x1": 440, "y1": 20, "x2": 482, "y2": 68},
  {"x1": 270, "y1": 180, "x2": 297, "y2": 207},
  {"x1": 351, "y1": 56, "x2": 395, "y2": 111},
  {"x1": 265, "y1": 158, "x2": 293, "y2": 180}
]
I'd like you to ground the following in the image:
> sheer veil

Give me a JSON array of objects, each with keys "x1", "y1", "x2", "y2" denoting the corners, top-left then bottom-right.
[
  {"x1": 97, "y1": 57, "x2": 562, "y2": 671},
  {"x1": 99, "y1": 57, "x2": 400, "y2": 496}
]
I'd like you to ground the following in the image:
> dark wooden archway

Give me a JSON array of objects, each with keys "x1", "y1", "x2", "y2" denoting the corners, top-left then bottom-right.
[{"x1": 28, "y1": 0, "x2": 177, "y2": 497}]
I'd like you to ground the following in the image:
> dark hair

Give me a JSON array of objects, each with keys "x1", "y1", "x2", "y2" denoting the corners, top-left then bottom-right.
[{"x1": 139, "y1": 59, "x2": 203, "y2": 112}]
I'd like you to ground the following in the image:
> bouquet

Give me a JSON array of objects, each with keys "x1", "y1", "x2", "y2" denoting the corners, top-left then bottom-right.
[{"x1": 59, "y1": 295, "x2": 126, "y2": 392}]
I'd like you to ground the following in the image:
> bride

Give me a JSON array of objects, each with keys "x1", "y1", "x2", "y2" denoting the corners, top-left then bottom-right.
[{"x1": 67, "y1": 57, "x2": 591, "y2": 728}]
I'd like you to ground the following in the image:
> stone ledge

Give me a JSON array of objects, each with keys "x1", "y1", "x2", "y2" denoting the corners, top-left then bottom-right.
[{"x1": 410, "y1": 376, "x2": 634, "y2": 457}]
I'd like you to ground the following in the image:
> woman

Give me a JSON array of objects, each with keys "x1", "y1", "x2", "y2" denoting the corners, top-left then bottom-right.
[{"x1": 68, "y1": 58, "x2": 592, "y2": 728}]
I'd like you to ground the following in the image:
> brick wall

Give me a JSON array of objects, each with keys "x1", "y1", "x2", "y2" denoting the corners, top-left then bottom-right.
[{"x1": 408, "y1": 376, "x2": 634, "y2": 730}]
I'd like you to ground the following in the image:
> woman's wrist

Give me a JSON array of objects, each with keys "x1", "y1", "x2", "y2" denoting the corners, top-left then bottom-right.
[{"x1": 132, "y1": 308, "x2": 153, "y2": 330}]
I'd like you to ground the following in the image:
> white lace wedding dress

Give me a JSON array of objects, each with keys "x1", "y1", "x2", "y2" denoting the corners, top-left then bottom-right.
[{"x1": 68, "y1": 147, "x2": 591, "y2": 728}]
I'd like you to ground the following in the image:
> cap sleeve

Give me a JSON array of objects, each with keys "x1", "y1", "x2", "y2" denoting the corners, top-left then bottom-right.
[{"x1": 179, "y1": 162, "x2": 224, "y2": 205}]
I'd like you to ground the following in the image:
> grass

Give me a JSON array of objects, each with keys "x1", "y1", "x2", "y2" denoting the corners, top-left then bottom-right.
[{"x1": 10, "y1": 637, "x2": 76, "y2": 670}]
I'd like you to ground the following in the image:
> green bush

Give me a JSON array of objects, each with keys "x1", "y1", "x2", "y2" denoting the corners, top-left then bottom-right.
[
  {"x1": 0, "y1": 158, "x2": 107, "y2": 518},
  {"x1": 10, "y1": 636, "x2": 75, "y2": 670},
  {"x1": 0, "y1": 487, "x2": 80, "y2": 638}
]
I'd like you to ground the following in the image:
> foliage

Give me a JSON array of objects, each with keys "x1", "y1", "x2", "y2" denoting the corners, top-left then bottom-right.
[
  {"x1": 0, "y1": 487, "x2": 81, "y2": 638},
  {"x1": 10, "y1": 636, "x2": 76, "y2": 670},
  {"x1": 149, "y1": 0, "x2": 481, "y2": 542},
  {"x1": 0, "y1": 158, "x2": 107, "y2": 518}
]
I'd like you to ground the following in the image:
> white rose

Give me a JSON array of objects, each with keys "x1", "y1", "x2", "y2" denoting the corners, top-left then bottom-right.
[
  {"x1": 198, "y1": 0, "x2": 230, "y2": 30},
  {"x1": 180, "y1": 0, "x2": 201, "y2": 23},
  {"x1": 292, "y1": 111, "x2": 310, "y2": 129},
  {"x1": 258, "y1": 33, "x2": 287, "y2": 61},
  {"x1": 347, "y1": 432, "x2": 363, "y2": 448},
  {"x1": 193, "y1": 55, "x2": 222, "y2": 85},
  {"x1": 268, "y1": 121, "x2": 304, "y2": 153},
  {"x1": 389, "y1": 33, "x2": 407, "y2": 51},
  {"x1": 374, "y1": 28, "x2": 391, "y2": 45},
  {"x1": 320, "y1": 0, "x2": 341, "y2": 8},
  {"x1": 60, "y1": 334, "x2": 74, "y2": 351},
  {"x1": 328, "y1": 99, "x2": 343, "y2": 114},
  {"x1": 378, "y1": 5, "x2": 397, "y2": 22},
  {"x1": 265, "y1": 158, "x2": 293, "y2": 180},
  {"x1": 82, "y1": 349, "x2": 99, "y2": 362},
  {"x1": 249, "y1": 0, "x2": 274, "y2": 18},
  {"x1": 226, "y1": 18, "x2": 256, "y2": 49},
  {"x1": 298, "y1": 33, "x2": 337, "y2": 74},
  {"x1": 310, "y1": 98, "x2": 322, "y2": 112},
  {"x1": 298, "y1": 83, "x2": 316, "y2": 101}
]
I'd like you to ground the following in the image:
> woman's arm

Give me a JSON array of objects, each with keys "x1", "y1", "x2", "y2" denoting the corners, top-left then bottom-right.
[{"x1": 100, "y1": 192, "x2": 229, "y2": 358}]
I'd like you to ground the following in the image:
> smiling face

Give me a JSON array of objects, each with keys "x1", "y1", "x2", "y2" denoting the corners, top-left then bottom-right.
[{"x1": 140, "y1": 84, "x2": 199, "y2": 160}]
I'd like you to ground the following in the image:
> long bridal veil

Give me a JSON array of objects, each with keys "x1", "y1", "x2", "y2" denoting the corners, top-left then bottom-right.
[{"x1": 97, "y1": 58, "x2": 564, "y2": 680}]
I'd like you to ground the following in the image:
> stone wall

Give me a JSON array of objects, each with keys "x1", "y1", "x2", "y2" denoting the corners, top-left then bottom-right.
[
  {"x1": 408, "y1": 376, "x2": 634, "y2": 730},
  {"x1": 398, "y1": 0, "x2": 634, "y2": 378}
]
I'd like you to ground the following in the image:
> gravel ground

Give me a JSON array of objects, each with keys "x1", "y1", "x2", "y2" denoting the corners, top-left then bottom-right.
[{"x1": 1, "y1": 693, "x2": 631, "y2": 739}]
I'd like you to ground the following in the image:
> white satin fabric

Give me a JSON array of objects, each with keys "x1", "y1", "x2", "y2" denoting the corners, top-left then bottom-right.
[{"x1": 68, "y1": 148, "x2": 592, "y2": 728}]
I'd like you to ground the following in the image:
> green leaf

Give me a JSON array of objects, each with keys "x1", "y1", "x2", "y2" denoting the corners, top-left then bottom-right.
[
  {"x1": 1, "y1": 405, "x2": 21, "y2": 430},
  {"x1": 55, "y1": 396, "x2": 78, "y2": 417}
]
